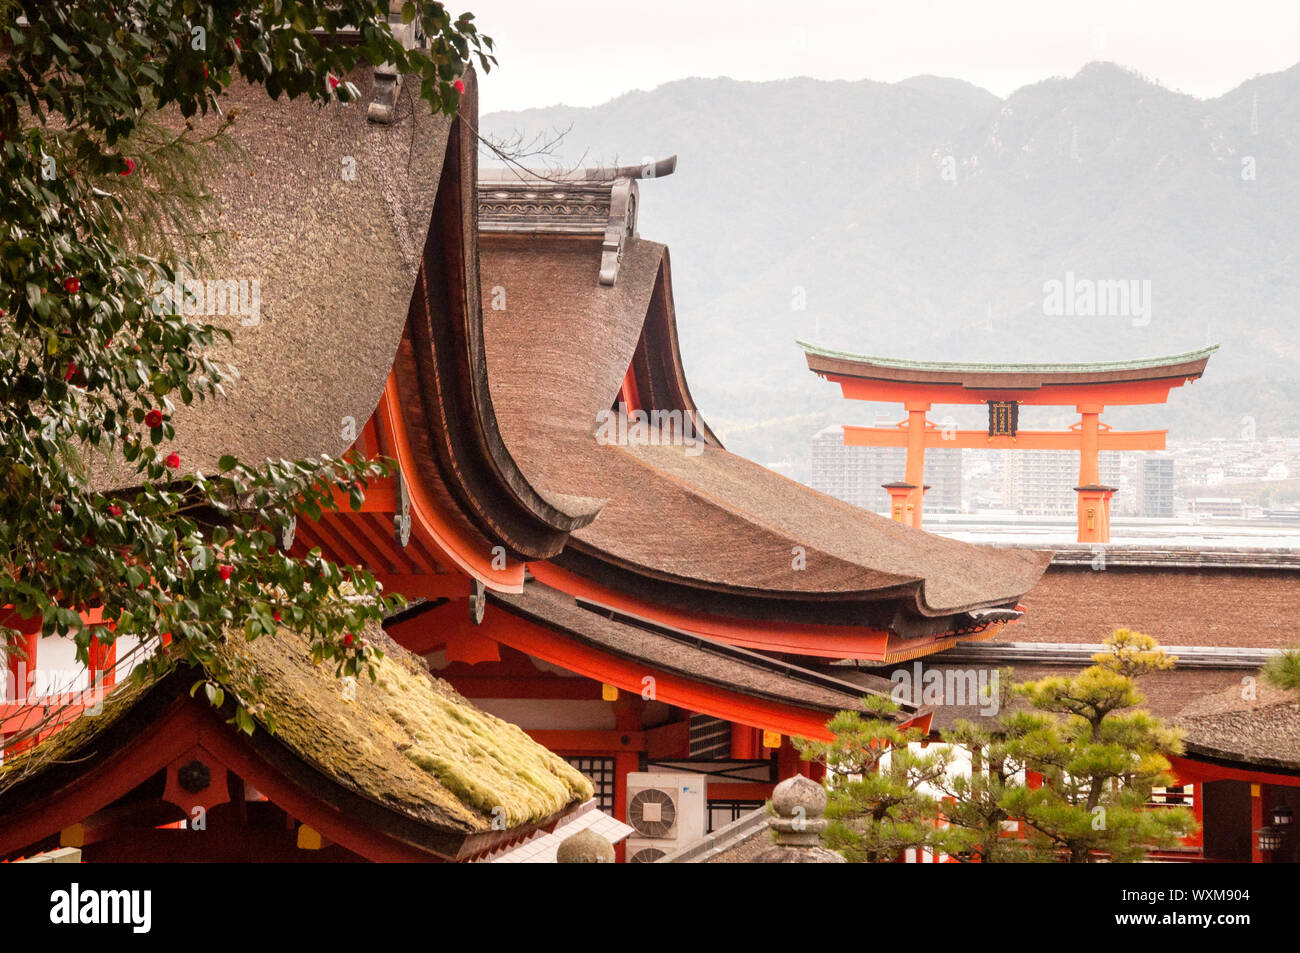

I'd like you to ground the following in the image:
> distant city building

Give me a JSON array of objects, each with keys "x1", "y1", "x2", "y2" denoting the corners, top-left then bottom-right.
[
  {"x1": 1133, "y1": 455, "x2": 1176, "y2": 518},
  {"x1": 1000, "y1": 450, "x2": 1122, "y2": 516},
  {"x1": 1192, "y1": 497, "x2": 1247, "y2": 519},
  {"x1": 810, "y1": 425, "x2": 961, "y2": 515}
]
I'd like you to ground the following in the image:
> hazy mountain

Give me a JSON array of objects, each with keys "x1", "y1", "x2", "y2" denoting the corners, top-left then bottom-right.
[{"x1": 480, "y1": 62, "x2": 1300, "y2": 463}]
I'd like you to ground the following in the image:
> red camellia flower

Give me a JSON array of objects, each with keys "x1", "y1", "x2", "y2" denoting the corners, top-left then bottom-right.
[
  {"x1": 328, "y1": 75, "x2": 340, "y2": 90},
  {"x1": 273, "y1": 609, "x2": 282, "y2": 622},
  {"x1": 218, "y1": 564, "x2": 233, "y2": 581},
  {"x1": 107, "y1": 504, "x2": 122, "y2": 517},
  {"x1": 164, "y1": 452, "x2": 180, "y2": 469},
  {"x1": 454, "y1": 79, "x2": 465, "y2": 93},
  {"x1": 145, "y1": 409, "x2": 164, "y2": 428},
  {"x1": 121, "y1": 158, "x2": 135, "y2": 175},
  {"x1": 63, "y1": 277, "x2": 80, "y2": 294},
  {"x1": 342, "y1": 633, "x2": 355, "y2": 647}
]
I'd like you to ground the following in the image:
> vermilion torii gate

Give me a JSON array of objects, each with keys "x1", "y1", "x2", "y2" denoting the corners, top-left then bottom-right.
[{"x1": 800, "y1": 344, "x2": 1217, "y2": 543}]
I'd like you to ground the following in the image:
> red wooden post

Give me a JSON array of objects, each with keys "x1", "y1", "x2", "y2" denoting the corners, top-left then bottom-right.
[{"x1": 1251, "y1": 783, "x2": 1265, "y2": 864}]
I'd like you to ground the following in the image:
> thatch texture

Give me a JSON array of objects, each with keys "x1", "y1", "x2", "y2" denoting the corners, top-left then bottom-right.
[
  {"x1": 96, "y1": 65, "x2": 451, "y2": 489},
  {"x1": 479, "y1": 236, "x2": 1050, "y2": 617},
  {"x1": 493, "y1": 581, "x2": 910, "y2": 716},
  {"x1": 1173, "y1": 682, "x2": 1300, "y2": 773},
  {"x1": 0, "y1": 626, "x2": 592, "y2": 834},
  {"x1": 1012, "y1": 564, "x2": 1300, "y2": 648}
]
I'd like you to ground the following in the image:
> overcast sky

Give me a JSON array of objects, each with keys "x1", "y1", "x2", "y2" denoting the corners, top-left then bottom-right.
[{"x1": 467, "y1": 0, "x2": 1300, "y2": 113}]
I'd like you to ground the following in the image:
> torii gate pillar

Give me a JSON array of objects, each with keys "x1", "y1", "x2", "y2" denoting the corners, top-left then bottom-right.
[
  {"x1": 800, "y1": 343, "x2": 1217, "y2": 547},
  {"x1": 1074, "y1": 403, "x2": 1115, "y2": 543}
]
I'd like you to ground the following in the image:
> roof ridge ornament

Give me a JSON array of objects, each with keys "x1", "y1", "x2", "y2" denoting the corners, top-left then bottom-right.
[
  {"x1": 368, "y1": 18, "x2": 426, "y2": 124},
  {"x1": 476, "y1": 157, "x2": 677, "y2": 286},
  {"x1": 598, "y1": 156, "x2": 675, "y2": 286},
  {"x1": 598, "y1": 178, "x2": 638, "y2": 287}
]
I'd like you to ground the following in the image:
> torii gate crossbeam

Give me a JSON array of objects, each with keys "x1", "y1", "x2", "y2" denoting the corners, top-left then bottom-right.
[{"x1": 800, "y1": 344, "x2": 1217, "y2": 543}]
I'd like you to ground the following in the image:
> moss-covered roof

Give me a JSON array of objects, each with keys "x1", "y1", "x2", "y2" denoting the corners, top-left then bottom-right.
[
  {"x1": 219, "y1": 623, "x2": 592, "y2": 832},
  {"x1": 0, "y1": 625, "x2": 592, "y2": 836}
]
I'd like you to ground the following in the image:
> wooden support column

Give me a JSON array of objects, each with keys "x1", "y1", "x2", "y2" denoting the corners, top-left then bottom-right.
[
  {"x1": 776, "y1": 736, "x2": 801, "y2": 781},
  {"x1": 1077, "y1": 404, "x2": 1102, "y2": 488},
  {"x1": 730, "y1": 722, "x2": 759, "y2": 760},
  {"x1": 1191, "y1": 782, "x2": 1205, "y2": 851},
  {"x1": 1074, "y1": 403, "x2": 1115, "y2": 543},
  {"x1": 612, "y1": 694, "x2": 644, "y2": 863},
  {"x1": 903, "y1": 401, "x2": 931, "y2": 528},
  {"x1": 1251, "y1": 783, "x2": 1265, "y2": 864},
  {"x1": 883, "y1": 482, "x2": 916, "y2": 525}
]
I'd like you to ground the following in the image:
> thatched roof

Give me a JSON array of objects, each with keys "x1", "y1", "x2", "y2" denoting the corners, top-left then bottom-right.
[
  {"x1": 96, "y1": 64, "x2": 451, "y2": 488},
  {"x1": 1004, "y1": 556, "x2": 1300, "y2": 649},
  {"x1": 479, "y1": 235, "x2": 1050, "y2": 624},
  {"x1": 490, "y1": 580, "x2": 918, "y2": 719},
  {"x1": 1173, "y1": 682, "x2": 1300, "y2": 774},
  {"x1": 0, "y1": 625, "x2": 593, "y2": 845}
]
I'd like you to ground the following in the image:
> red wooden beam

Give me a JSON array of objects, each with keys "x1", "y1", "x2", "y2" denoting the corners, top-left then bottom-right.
[
  {"x1": 1168, "y1": 754, "x2": 1300, "y2": 789},
  {"x1": 830, "y1": 375, "x2": 1194, "y2": 407},
  {"x1": 843, "y1": 426, "x2": 1167, "y2": 451},
  {"x1": 433, "y1": 676, "x2": 606, "y2": 701},
  {"x1": 347, "y1": 511, "x2": 424, "y2": 575},
  {"x1": 530, "y1": 563, "x2": 891, "y2": 660},
  {"x1": 370, "y1": 375, "x2": 525, "y2": 592},
  {"x1": 370, "y1": 572, "x2": 473, "y2": 602},
  {"x1": 478, "y1": 606, "x2": 842, "y2": 741},
  {"x1": 526, "y1": 729, "x2": 646, "y2": 752},
  {"x1": 328, "y1": 478, "x2": 397, "y2": 514}
]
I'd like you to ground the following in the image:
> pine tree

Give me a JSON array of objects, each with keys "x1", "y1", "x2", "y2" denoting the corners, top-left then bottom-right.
[
  {"x1": 795, "y1": 695, "x2": 965, "y2": 862},
  {"x1": 995, "y1": 630, "x2": 1195, "y2": 862}
]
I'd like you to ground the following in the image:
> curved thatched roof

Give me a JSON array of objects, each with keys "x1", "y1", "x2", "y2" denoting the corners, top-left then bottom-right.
[
  {"x1": 479, "y1": 234, "x2": 1050, "y2": 624},
  {"x1": 94, "y1": 65, "x2": 450, "y2": 488}
]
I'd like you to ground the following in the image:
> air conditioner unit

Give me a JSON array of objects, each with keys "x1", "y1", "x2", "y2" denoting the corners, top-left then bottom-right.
[{"x1": 624, "y1": 772, "x2": 707, "y2": 861}]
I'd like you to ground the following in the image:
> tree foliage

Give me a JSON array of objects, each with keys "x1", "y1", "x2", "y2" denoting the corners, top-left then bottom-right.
[
  {"x1": 1263, "y1": 649, "x2": 1300, "y2": 703},
  {"x1": 799, "y1": 630, "x2": 1196, "y2": 862},
  {"x1": 0, "y1": 2, "x2": 494, "y2": 759},
  {"x1": 795, "y1": 695, "x2": 965, "y2": 863}
]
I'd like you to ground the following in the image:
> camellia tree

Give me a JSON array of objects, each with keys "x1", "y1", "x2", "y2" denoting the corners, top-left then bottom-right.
[{"x1": 0, "y1": 2, "x2": 494, "y2": 766}]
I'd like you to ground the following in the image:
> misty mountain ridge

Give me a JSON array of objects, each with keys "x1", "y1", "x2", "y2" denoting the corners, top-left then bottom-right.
[{"x1": 480, "y1": 62, "x2": 1300, "y2": 462}]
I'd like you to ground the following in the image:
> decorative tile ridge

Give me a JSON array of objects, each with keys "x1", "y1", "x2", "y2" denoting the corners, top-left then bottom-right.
[
  {"x1": 1000, "y1": 543, "x2": 1300, "y2": 571},
  {"x1": 478, "y1": 157, "x2": 677, "y2": 286}
]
